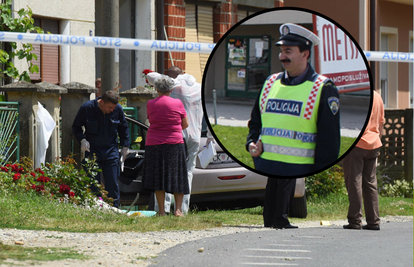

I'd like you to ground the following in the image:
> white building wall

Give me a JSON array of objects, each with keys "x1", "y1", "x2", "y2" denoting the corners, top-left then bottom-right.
[
  {"x1": 69, "y1": 20, "x2": 95, "y2": 86},
  {"x1": 135, "y1": 0, "x2": 155, "y2": 87},
  {"x1": 15, "y1": 0, "x2": 94, "y2": 22}
]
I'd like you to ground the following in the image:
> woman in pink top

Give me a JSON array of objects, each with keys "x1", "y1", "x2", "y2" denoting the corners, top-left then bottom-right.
[{"x1": 143, "y1": 75, "x2": 189, "y2": 217}]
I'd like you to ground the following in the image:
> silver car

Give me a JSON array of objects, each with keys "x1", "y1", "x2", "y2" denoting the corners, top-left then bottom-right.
[
  {"x1": 192, "y1": 136, "x2": 307, "y2": 218},
  {"x1": 119, "y1": 116, "x2": 307, "y2": 218}
]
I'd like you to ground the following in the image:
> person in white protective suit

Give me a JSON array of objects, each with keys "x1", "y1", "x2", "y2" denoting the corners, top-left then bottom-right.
[{"x1": 147, "y1": 66, "x2": 203, "y2": 214}]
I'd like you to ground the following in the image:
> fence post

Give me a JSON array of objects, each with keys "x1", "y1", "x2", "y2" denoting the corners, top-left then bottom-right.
[
  {"x1": 120, "y1": 86, "x2": 158, "y2": 125},
  {"x1": 0, "y1": 81, "x2": 66, "y2": 165},
  {"x1": 405, "y1": 108, "x2": 413, "y2": 181},
  {"x1": 61, "y1": 82, "x2": 97, "y2": 166}
]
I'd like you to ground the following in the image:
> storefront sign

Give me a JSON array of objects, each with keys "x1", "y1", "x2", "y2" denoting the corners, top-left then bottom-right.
[{"x1": 316, "y1": 17, "x2": 369, "y2": 87}]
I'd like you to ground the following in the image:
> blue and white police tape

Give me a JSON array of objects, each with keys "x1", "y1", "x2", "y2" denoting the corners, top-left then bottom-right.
[
  {"x1": 0, "y1": 31, "x2": 216, "y2": 54},
  {"x1": 1, "y1": 31, "x2": 413, "y2": 61},
  {"x1": 364, "y1": 51, "x2": 414, "y2": 62}
]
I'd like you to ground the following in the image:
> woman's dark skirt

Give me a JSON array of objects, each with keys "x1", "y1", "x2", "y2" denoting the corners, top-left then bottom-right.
[{"x1": 142, "y1": 143, "x2": 189, "y2": 194}]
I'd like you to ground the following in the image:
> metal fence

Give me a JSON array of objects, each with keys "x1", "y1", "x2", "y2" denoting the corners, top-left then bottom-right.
[
  {"x1": 0, "y1": 101, "x2": 19, "y2": 165},
  {"x1": 379, "y1": 108, "x2": 413, "y2": 181}
]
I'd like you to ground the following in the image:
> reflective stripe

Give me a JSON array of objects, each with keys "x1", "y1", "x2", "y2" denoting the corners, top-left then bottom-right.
[
  {"x1": 263, "y1": 143, "x2": 315, "y2": 158},
  {"x1": 262, "y1": 127, "x2": 317, "y2": 143}
]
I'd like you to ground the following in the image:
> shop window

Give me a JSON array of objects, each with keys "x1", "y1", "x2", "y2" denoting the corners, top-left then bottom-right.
[{"x1": 226, "y1": 36, "x2": 271, "y2": 98}]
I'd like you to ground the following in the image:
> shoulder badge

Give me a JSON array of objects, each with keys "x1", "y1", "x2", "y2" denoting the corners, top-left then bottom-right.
[{"x1": 327, "y1": 97, "x2": 339, "y2": 115}]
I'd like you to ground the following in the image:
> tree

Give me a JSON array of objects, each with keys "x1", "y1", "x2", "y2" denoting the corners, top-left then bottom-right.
[{"x1": 0, "y1": 0, "x2": 43, "y2": 83}]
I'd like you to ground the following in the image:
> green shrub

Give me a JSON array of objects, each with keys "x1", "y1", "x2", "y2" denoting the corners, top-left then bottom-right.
[
  {"x1": 377, "y1": 169, "x2": 413, "y2": 198},
  {"x1": 305, "y1": 166, "x2": 346, "y2": 198},
  {"x1": 379, "y1": 179, "x2": 413, "y2": 198}
]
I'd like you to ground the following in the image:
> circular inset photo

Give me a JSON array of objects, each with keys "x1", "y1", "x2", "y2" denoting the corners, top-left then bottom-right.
[{"x1": 202, "y1": 7, "x2": 372, "y2": 178}]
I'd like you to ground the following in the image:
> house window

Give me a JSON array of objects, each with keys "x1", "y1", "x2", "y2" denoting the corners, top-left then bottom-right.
[{"x1": 30, "y1": 18, "x2": 60, "y2": 85}]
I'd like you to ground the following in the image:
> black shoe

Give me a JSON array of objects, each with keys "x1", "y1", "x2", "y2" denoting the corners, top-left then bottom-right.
[
  {"x1": 273, "y1": 224, "x2": 298, "y2": 229},
  {"x1": 343, "y1": 224, "x2": 362, "y2": 230},
  {"x1": 362, "y1": 224, "x2": 380, "y2": 230}
]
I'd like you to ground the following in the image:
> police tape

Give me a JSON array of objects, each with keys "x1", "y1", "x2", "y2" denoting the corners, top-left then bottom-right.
[
  {"x1": 1, "y1": 31, "x2": 413, "y2": 62},
  {"x1": 364, "y1": 51, "x2": 414, "y2": 62},
  {"x1": 0, "y1": 31, "x2": 215, "y2": 54}
]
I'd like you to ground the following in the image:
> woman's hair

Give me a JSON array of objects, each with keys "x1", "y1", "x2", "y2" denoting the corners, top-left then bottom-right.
[{"x1": 154, "y1": 75, "x2": 175, "y2": 93}]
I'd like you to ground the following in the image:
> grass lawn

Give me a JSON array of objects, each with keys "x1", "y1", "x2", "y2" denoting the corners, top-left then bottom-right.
[
  {"x1": 0, "y1": 190, "x2": 412, "y2": 233},
  {"x1": 0, "y1": 243, "x2": 89, "y2": 265},
  {"x1": 0, "y1": 190, "x2": 412, "y2": 264},
  {"x1": 211, "y1": 124, "x2": 356, "y2": 169}
]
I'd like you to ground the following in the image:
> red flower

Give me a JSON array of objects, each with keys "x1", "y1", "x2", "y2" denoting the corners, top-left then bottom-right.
[
  {"x1": 35, "y1": 168, "x2": 45, "y2": 175},
  {"x1": 11, "y1": 164, "x2": 22, "y2": 173},
  {"x1": 36, "y1": 176, "x2": 50, "y2": 183},
  {"x1": 59, "y1": 184, "x2": 71, "y2": 195},
  {"x1": 12, "y1": 173, "x2": 21, "y2": 181},
  {"x1": 31, "y1": 184, "x2": 45, "y2": 192},
  {"x1": 142, "y1": 69, "x2": 153, "y2": 75},
  {"x1": 0, "y1": 166, "x2": 9, "y2": 172},
  {"x1": 30, "y1": 172, "x2": 36, "y2": 177},
  {"x1": 35, "y1": 185, "x2": 45, "y2": 192},
  {"x1": 69, "y1": 191, "x2": 75, "y2": 198}
]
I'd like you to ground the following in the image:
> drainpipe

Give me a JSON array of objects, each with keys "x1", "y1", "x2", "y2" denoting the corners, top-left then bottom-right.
[
  {"x1": 370, "y1": 0, "x2": 376, "y2": 87},
  {"x1": 100, "y1": 0, "x2": 119, "y2": 94},
  {"x1": 156, "y1": 0, "x2": 165, "y2": 74}
]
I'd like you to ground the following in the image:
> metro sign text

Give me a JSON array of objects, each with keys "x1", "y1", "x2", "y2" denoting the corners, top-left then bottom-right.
[{"x1": 321, "y1": 24, "x2": 359, "y2": 62}]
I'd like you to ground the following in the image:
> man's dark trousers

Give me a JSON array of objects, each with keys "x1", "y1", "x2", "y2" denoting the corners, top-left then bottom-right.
[{"x1": 263, "y1": 178, "x2": 296, "y2": 227}]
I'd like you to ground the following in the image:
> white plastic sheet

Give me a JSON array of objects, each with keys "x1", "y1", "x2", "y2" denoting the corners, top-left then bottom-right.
[
  {"x1": 198, "y1": 142, "x2": 217, "y2": 169},
  {"x1": 35, "y1": 102, "x2": 56, "y2": 168}
]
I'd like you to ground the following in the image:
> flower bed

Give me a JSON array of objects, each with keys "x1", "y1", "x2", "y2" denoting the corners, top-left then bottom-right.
[{"x1": 0, "y1": 156, "x2": 111, "y2": 206}]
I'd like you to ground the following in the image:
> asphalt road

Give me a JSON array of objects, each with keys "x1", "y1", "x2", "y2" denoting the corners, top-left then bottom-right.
[{"x1": 150, "y1": 221, "x2": 412, "y2": 267}]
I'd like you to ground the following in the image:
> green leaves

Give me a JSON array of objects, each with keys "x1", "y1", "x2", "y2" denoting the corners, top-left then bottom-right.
[{"x1": 0, "y1": 2, "x2": 44, "y2": 82}]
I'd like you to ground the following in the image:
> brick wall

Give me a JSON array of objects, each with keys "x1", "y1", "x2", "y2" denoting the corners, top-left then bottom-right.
[
  {"x1": 163, "y1": 0, "x2": 284, "y2": 72},
  {"x1": 213, "y1": 0, "x2": 238, "y2": 43},
  {"x1": 275, "y1": 0, "x2": 284, "y2": 7},
  {"x1": 164, "y1": 0, "x2": 186, "y2": 73}
]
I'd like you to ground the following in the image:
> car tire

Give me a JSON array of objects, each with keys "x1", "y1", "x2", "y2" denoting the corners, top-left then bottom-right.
[{"x1": 289, "y1": 192, "x2": 307, "y2": 218}]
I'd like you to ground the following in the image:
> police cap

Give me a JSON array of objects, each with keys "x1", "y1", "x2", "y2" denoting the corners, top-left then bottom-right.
[{"x1": 276, "y1": 23, "x2": 320, "y2": 48}]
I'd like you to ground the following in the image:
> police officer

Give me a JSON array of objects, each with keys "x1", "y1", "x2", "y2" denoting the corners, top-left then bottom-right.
[
  {"x1": 246, "y1": 23, "x2": 340, "y2": 228},
  {"x1": 72, "y1": 91, "x2": 130, "y2": 208}
]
